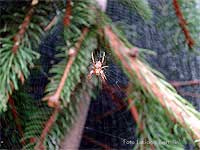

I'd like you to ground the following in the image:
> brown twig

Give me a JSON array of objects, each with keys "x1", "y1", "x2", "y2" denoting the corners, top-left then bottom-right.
[
  {"x1": 43, "y1": 28, "x2": 89, "y2": 107},
  {"x1": 36, "y1": 28, "x2": 89, "y2": 149},
  {"x1": 44, "y1": 15, "x2": 58, "y2": 31},
  {"x1": 12, "y1": 7, "x2": 35, "y2": 54},
  {"x1": 96, "y1": 103, "x2": 125, "y2": 121},
  {"x1": 170, "y1": 80, "x2": 200, "y2": 87},
  {"x1": 104, "y1": 26, "x2": 200, "y2": 147},
  {"x1": 5, "y1": 6, "x2": 36, "y2": 145},
  {"x1": 172, "y1": 0, "x2": 195, "y2": 48},
  {"x1": 128, "y1": 99, "x2": 139, "y2": 125},
  {"x1": 179, "y1": 92, "x2": 200, "y2": 98},
  {"x1": 63, "y1": 0, "x2": 72, "y2": 26},
  {"x1": 11, "y1": 5, "x2": 36, "y2": 83},
  {"x1": 127, "y1": 99, "x2": 156, "y2": 149},
  {"x1": 83, "y1": 135, "x2": 112, "y2": 150},
  {"x1": 8, "y1": 96, "x2": 25, "y2": 145},
  {"x1": 35, "y1": 106, "x2": 60, "y2": 150}
]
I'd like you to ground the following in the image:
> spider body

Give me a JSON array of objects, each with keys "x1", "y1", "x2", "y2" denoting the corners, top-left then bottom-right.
[{"x1": 88, "y1": 52, "x2": 108, "y2": 81}]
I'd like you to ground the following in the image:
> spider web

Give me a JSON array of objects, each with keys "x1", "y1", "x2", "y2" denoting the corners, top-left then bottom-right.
[{"x1": 80, "y1": 63, "x2": 136, "y2": 149}]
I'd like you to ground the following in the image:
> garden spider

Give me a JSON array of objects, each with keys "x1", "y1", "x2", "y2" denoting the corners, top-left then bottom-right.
[{"x1": 88, "y1": 51, "x2": 108, "y2": 81}]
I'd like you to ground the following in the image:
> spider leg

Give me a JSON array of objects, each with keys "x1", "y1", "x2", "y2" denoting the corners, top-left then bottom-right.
[
  {"x1": 88, "y1": 70, "x2": 94, "y2": 80},
  {"x1": 101, "y1": 52, "x2": 105, "y2": 63},
  {"x1": 102, "y1": 66, "x2": 109, "y2": 69},
  {"x1": 100, "y1": 70, "x2": 107, "y2": 81},
  {"x1": 92, "y1": 51, "x2": 95, "y2": 64}
]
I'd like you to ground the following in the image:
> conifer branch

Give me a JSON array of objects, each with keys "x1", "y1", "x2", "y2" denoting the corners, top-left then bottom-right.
[
  {"x1": 171, "y1": 80, "x2": 200, "y2": 87},
  {"x1": 8, "y1": 96, "x2": 25, "y2": 145},
  {"x1": 172, "y1": 0, "x2": 195, "y2": 48},
  {"x1": 104, "y1": 26, "x2": 200, "y2": 147},
  {"x1": 35, "y1": 106, "x2": 60, "y2": 150},
  {"x1": 179, "y1": 92, "x2": 200, "y2": 99},
  {"x1": 44, "y1": 15, "x2": 58, "y2": 31},
  {"x1": 23, "y1": 79, "x2": 97, "y2": 150},
  {"x1": 128, "y1": 98, "x2": 155, "y2": 149},
  {"x1": 63, "y1": 0, "x2": 72, "y2": 26},
  {"x1": 2, "y1": 2, "x2": 39, "y2": 138},
  {"x1": 83, "y1": 135, "x2": 112, "y2": 150},
  {"x1": 43, "y1": 28, "x2": 89, "y2": 107},
  {"x1": 95, "y1": 104, "x2": 125, "y2": 121},
  {"x1": 128, "y1": 99, "x2": 140, "y2": 128},
  {"x1": 131, "y1": 101, "x2": 156, "y2": 149},
  {"x1": 12, "y1": 7, "x2": 35, "y2": 54},
  {"x1": 10, "y1": 5, "x2": 37, "y2": 84}
]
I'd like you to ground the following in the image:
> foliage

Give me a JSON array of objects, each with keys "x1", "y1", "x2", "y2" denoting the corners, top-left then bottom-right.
[
  {"x1": 0, "y1": 3, "x2": 54, "y2": 113},
  {"x1": 104, "y1": 26, "x2": 200, "y2": 149},
  {"x1": 21, "y1": 78, "x2": 97, "y2": 150},
  {"x1": 45, "y1": 31, "x2": 97, "y2": 106},
  {"x1": 44, "y1": 0, "x2": 98, "y2": 108},
  {"x1": 1, "y1": 87, "x2": 40, "y2": 148},
  {"x1": 22, "y1": 0, "x2": 99, "y2": 149},
  {"x1": 132, "y1": 88, "x2": 192, "y2": 150},
  {"x1": 157, "y1": 0, "x2": 200, "y2": 51},
  {"x1": 45, "y1": 79, "x2": 97, "y2": 150}
]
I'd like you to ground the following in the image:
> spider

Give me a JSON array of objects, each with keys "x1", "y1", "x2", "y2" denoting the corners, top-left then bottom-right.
[{"x1": 88, "y1": 51, "x2": 108, "y2": 81}]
